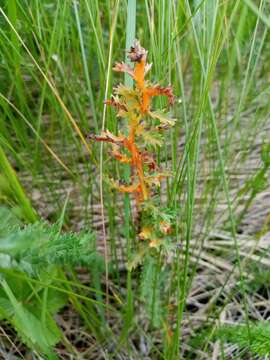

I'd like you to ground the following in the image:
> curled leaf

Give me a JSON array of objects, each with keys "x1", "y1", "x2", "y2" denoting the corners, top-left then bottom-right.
[
  {"x1": 155, "y1": 85, "x2": 175, "y2": 105},
  {"x1": 113, "y1": 62, "x2": 134, "y2": 77},
  {"x1": 141, "y1": 85, "x2": 175, "y2": 113},
  {"x1": 105, "y1": 96, "x2": 128, "y2": 113},
  {"x1": 110, "y1": 145, "x2": 131, "y2": 164},
  {"x1": 145, "y1": 62, "x2": 153, "y2": 75},
  {"x1": 89, "y1": 130, "x2": 126, "y2": 145},
  {"x1": 111, "y1": 179, "x2": 141, "y2": 194},
  {"x1": 141, "y1": 151, "x2": 156, "y2": 171}
]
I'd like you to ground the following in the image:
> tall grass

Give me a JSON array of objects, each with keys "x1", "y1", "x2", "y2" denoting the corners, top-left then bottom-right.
[{"x1": 0, "y1": 0, "x2": 269, "y2": 358}]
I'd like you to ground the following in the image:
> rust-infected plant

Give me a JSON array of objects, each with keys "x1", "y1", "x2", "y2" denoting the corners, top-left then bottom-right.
[{"x1": 91, "y1": 40, "x2": 176, "y2": 267}]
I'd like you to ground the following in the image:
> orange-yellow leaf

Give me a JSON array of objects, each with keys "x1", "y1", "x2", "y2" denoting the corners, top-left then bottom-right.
[
  {"x1": 145, "y1": 173, "x2": 171, "y2": 187},
  {"x1": 89, "y1": 130, "x2": 126, "y2": 145},
  {"x1": 149, "y1": 238, "x2": 161, "y2": 248},
  {"x1": 139, "y1": 226, "x2": 153, "y2": 240},
  {"x1": 105, "y1": 96, "x2": 128, "y2": 113},
  {"x1": 141, "y1": 85, "x2": 175, "y2": 113},
  {"x1": 159, "y1": 221, "x2": 172, "y2": 235},
  {"x1": 111, "y1": 146, "x2": 131, "y2": 164},
  {"x1": 111, "y1": 181, "x2": 141, "y2": 194}
]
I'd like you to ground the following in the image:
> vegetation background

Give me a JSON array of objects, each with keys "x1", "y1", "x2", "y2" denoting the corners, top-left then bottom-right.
[{"x1": 0, "y1": 0, "x2": 270, "y2": 359}]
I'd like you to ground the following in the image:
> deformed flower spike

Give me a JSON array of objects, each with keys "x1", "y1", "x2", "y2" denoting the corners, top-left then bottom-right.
[
  {"x1": 113, "y1": 39, "x2": 175, "y2": 113},
  {"x1": 90, "y1": 40, "x2": 176, "y2": 254}
]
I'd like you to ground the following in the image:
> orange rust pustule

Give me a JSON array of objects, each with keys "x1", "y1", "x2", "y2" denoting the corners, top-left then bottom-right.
[
  {"x1": 132, "y1": 58, "x2": 175, "y2": 113},
  {"x1": 133, "y1": 60, "x2": 146, "y2": 90},
  {"x1": 140, "y1": 84, "x2": 175, "y2": 113},
  {"x1": 123, "y1": 136, "x2": 149, "y2": 202}
]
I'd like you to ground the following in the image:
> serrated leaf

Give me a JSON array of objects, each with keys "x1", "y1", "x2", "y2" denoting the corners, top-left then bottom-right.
[
  {"x1": 111, "y1": 146, "x2": 131, "y2": 164},
  {"x1": 110, "y1": 179, "x2": 141, "y2": 194},
  {"x1": 136, "y1": 125, "x2": 163, "y2": 147},
  {"x1": 0, "y1": 222, "x2": 50, "y2": 256},
  {"x1": 2, "y1": 280, "x2": 60, "y2": 358},
  {"x1": 105, "y1": 96, "x2": 128, "y2": 114},
  {"x1": 0, "y1": 206, "x2": 21, "y2": 236},
  {"x1": 148, "y1": 110, "x2": 176, "y2": 127},
  {"x1": 140, "y1": 256, "x2": 155, "y2": 300},
  {"x1": 114, "y1": 84, "x2": 138, "y2": 100},
  {"x1": 216, "y1": 322, "x2": 270, "y2": 357},
  {"x1": 113, "y1": 62, "x2": 134, "y2": 77},
  {"x1": 144, "y1": 172, "x2": 171, "y2": 188},
  {"x1": 141, "y1": 85, "x2": 175, "y2": 113},
  {"x1": 140, "y1": 255, "x2": 162, "y2": 327},
  {"x1": 127, "y1": 245, "x2": 148, "y2": 270},
  {"x1": 89, "y1": 130, "x2": 126, "y2": 145}
]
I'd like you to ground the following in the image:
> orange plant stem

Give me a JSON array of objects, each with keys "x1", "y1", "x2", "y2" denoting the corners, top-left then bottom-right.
[{"x1": 124, "y1": 124, "x2": 149, "y2": 202}]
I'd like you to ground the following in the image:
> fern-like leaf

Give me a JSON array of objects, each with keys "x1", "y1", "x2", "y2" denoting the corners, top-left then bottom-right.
[
  {"x1": 216, "y1": 322, "x2": 270, "y2": 357},
  {"x1": 0, "y1": 220, "x2": 103, "y2": 276}
]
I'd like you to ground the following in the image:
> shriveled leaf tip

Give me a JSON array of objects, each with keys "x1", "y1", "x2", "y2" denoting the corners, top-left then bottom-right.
[{"x1": 128, "y1": 39, "x2": 147, "y2": 63}]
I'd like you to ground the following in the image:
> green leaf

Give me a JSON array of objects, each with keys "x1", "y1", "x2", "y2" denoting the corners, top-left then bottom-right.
[
  {"x1": 127, "y1": 244, "x2": 148, "y2": 270},
  {"x1": 148, "y1": 110, "x2": 176, "y2": 127},
  {"x1": 0, "y1": 206, "x2": 21, "y2": 236},
  {"x1": 261, "y1": 143, "x2": 270, "y2": 166},
  {"x1": 0, "y1": 222, "x2": 49, "y2": 257},
  {"x1": 140, "y1": 255, "x2": 163, "y2": 327},
  {"x1": 1, "y1": 280, "x2": 60, "y2": 358},
  {"x1": 216, "y1": 322, "x2": 270, "y2": 357},
  {"x1": 0, "y1": 146, "x2": 37, "y2": 223},
  {"x1": 115, "y1": 83, "x2": 139, "y2": 100},
  {"x1": 0, "y1": 296, "x2": 13, "y2": 319},
  {"x1": 0, "y1": 221, "x2": 101, "y2": 275},
  {"x1": 46, "y1": 288, "x2": 68, "y2": 315},
  {"x1": 137, "y1": 126, "x2": 163, "y2": 147}
]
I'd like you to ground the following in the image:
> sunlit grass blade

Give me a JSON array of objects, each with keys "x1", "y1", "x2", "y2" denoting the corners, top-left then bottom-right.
[{"x1": 0, "y1": 145, "x2": 37, "y2": 222}]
